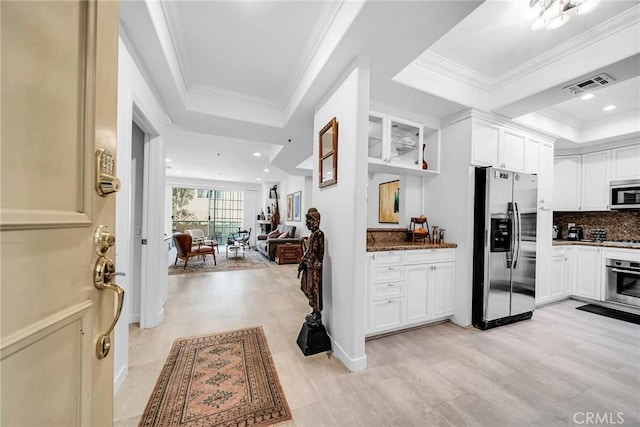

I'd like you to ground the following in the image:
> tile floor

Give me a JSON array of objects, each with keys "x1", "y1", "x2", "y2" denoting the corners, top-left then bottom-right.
[{"x1": 114, "y1": 260, "x2": 640, "y2": 426}]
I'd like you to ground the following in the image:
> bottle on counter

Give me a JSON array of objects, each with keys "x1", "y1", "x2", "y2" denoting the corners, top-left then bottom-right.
[
  {"x1": 432, "y1": 226, "x2": 439, "y2": 245},
  {"x1": 439, "y1": 229, "x2": 445, "y2": 245}
]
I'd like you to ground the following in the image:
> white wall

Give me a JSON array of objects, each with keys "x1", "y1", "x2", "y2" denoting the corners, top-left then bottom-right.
[
  {"x1": 312, "y1": 59, "x2": 369, "y2": 372},
  {"x1": 280, "y1": 174, "x2": 311, "y2": 237},
  {"x1": 367, "y1": 173, "x2": 423, "y2": 229},
  {"x1": 423, "y1": 118, "x2": 475, "y2": 327},
  {"x1": 115, "y1": 35, "x2": 168, "y2": 393}
]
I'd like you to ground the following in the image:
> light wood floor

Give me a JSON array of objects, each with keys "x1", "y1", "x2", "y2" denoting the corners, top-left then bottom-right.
[{"x1": 114, "y1": 260, "x2": 640, "y2": 426}]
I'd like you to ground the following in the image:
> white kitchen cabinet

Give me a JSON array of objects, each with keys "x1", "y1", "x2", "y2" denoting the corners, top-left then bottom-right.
[
  {"x1": 525, "y1": 137, "x2": 541, "y2": 175},
  {"x1": 502, "y1": 128, "x2": 526, "y2": 172},
  {"x1": 573, "y1": 246, "x2": 602, "y2": 301},
  {"x1": 471, "y1": 120, "x2": 541, "y2": 173},
  {"x1": 611, "y1": 144, "x2": 640, "y2": 180},
  {"x1": 429, "y1": 262, "x2": 455, "y2": 318},
  {"x1": 406, "y1": 264, "x2": 430, "y2": 323},
  {"x1": 368, "y1": 111, "x2": 439, "y2": 175},
  {"x1": 540, "y1": 246, "x2": 573, "y2": 305},
  {"x1": 366, "y1": 249, "x2": 455, "y2": 336},
  {"x1": 553, "y1": 155, "x2": 581, "y2": 210},
  {"x1": 472, "y1": 119, "x2": 501, "y2": 167},
  {"x1": 581, "y1": 150, "x2": 610, "y2": 211}
]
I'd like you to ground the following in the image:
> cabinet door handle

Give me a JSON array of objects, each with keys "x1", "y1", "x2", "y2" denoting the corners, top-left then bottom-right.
[
  {"x1": 388, "y1": 299, "x2": 394, "y2": 304},
  {"x1": 388, "y1": 283, "x2": 394, "y2": 287}
]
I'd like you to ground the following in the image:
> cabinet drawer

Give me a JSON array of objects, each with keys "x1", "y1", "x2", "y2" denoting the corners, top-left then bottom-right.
[
  {"x1": 372, "y1": 266, "x2": 404, "y2": 284},
  {"x1": 405, "y1": 248, "x2": 455, "y2": 265},
  {"x1": 371, "y1": 298, "x2": 404, "y2": 331},
  {"x1": 373, "y1": 251, "x2": 404, "y2": 267},
  {"x1": 372, "y1": 282, "x2": 405, "y2": 301}
]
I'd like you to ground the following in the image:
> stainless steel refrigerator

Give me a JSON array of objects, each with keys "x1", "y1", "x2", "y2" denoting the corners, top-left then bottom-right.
[{"x1": 472, "y1": 167, "x2": 537, "y2": 330}]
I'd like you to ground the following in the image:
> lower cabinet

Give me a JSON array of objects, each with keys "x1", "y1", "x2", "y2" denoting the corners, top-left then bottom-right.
[
  {"x1": 573, "y1": 246, "x2": 602, "y2": 300},
  {"x1": 538, "y1": 246, "x2": 573, "y2": 305},
  {"x1": 366, "y1": 249, "x2": 455, "y2": 336}
]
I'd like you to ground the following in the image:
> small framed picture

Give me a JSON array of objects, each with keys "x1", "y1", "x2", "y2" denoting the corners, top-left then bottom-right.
[
  {"x1": 286, "y1": 194, "x2": 293, "y2": 221},
  {"x1": 293, "y1": 191, "x2": 301, "y2": 221}
]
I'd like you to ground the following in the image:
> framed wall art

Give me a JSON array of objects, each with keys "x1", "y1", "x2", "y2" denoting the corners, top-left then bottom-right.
[
  {"x1": 286, "y1": 194, "x2": 293, "y2": 221},
  {"x1": 319, "y1": 117, "x2": 338, "y2": 188},
  {"x1": 293, "y1": 191, "x2": 301, "y2": 221},
  {"x1": 379, "y1": 180, "x2": 400, "y2": 224}
]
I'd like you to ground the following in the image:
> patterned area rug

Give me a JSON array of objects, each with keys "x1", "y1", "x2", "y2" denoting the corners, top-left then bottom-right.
[
  {"x1": 139, "y1": 327, "x2": 292, "y2": 427},
  {"x1": 168, "y1": 248, "x2": 271, "y2": 275}
]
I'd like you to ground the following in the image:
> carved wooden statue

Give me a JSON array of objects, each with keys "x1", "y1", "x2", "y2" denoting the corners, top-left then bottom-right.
[{"x1": 298, "y1": 207, "x2": 324, "y2": 327}]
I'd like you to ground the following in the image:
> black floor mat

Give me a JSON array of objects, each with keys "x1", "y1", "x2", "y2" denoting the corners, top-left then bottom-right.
[{"x1": 576, "y1": 304, "x2": 640, "y2": 325}]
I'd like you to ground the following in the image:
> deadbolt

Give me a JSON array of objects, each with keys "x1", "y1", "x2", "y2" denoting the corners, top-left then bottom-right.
[{"x1": 94, "y1": 225, "x2": 115, "y2": 256}]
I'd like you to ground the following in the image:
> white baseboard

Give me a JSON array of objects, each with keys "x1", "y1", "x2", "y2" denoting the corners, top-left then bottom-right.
[
  {"x1": 129, "y1": 314, "x2": 140, "y2": 324},
  {"x1": 327, "y1": 333, "x2": 367, "y2": 372},
  {"x1": 113, "y1": 363, "x2": 128, "y2": 395}
]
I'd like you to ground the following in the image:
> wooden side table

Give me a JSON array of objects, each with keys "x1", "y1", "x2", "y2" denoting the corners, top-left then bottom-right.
[{"x1": 276, "y1": 244, "x2": 302, "y2": 265}]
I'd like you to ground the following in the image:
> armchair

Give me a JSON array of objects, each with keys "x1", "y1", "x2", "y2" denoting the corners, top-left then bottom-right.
[
  {"x1": 186, "y1": 228, "x2": 219, "y2": 253},
  {"x1": 173, "y1": 233, "x2": 216, "y2": 268}
]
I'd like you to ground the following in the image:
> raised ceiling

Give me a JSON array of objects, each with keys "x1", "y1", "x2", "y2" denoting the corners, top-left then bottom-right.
[{"x1": 120, "y1": 1, "x2": 640, "y2": 183}]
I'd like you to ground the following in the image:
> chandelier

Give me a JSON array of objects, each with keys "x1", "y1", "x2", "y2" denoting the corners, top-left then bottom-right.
[{"x1": 530, "y1": 0, "x2": 601, "y2": 31}]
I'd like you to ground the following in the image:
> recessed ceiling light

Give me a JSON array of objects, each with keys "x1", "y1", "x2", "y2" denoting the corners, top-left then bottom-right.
[
  {"x1": 176, "y1": 171, "x2": 182, "y2": 174},
  {"x1": 165, "y1": 158, "x2": 172, "y2": 162},
  {"x1": 253, "y1": 152, "x2": 261, "y2": 157},
  {"x1": 263, "y1": 168, "x2": 270, "y2": 172},
  {"x1": 581, "y1": 93, "x2": 594, "y2": 100},
  {"x1": 256, "y1": 177, "x2": 262, "y2": 181},
  {"x1": 603, "y1": 105, "x2": 616, "y2": 111}
]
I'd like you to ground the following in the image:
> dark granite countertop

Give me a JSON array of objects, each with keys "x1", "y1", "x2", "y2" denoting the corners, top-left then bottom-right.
[
  {"x1": 367, "y1": 242, "x2": 457, "y2": 252},
  {"x1": 553, "y1": 240, "x2": 640, "y2": 250}
]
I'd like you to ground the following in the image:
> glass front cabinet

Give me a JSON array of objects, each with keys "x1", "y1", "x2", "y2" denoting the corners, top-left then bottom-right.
[{"x1": 368, "y1": 111, "x2": 440, "y2": 175}]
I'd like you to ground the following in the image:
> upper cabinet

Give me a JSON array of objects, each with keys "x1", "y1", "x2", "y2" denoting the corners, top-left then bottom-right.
[
  {"x1": 581, "y1": 150, "x2": 610, "y2": 211},
  {"x1": 368, "y1": 111, "x2": 440, "y2": 176},
  {"x1": 611, "y1": 145, "x2": 640, "y2": 181},
  {"x1": 471, "y1": 119, "x2": 540, "y2": 174},
  {"x1": 553, "y1": 155, "x2": 581, "y2": 210},
  {"x1": 553, "y1": 143, "x2": 639, "y2": 212}
]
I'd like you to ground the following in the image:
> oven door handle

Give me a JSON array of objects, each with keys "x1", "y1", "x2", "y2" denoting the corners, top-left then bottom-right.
[{"x1": 610, "y1": 268, "x2": 640, "y2": 276}]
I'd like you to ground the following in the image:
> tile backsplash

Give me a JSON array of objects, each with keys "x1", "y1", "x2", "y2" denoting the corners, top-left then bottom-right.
[{"x1": 553, "y1": 210, "x2": 640, "y2": 241}]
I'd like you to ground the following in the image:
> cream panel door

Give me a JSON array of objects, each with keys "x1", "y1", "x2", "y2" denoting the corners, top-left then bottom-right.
[{"x1": 1, "y1": 1, "x2": 119, "y2": 425}]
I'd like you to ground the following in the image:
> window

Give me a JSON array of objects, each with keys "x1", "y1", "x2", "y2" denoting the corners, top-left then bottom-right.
[{"x1": 172, "y1": 187, "x2": 244, "y2": 242}]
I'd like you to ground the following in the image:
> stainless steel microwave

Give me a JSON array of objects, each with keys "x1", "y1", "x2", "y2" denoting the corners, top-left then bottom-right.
[{"x1": 610, "y1": 179, "x2": 640, "y2": 209}]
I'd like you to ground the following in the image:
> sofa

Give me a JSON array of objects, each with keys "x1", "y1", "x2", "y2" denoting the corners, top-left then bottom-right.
[{"x1": 256, "y1": 224, "x2": 300, "y2": 261}]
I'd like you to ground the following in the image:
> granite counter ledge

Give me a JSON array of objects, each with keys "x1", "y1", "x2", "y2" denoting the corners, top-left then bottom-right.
[
  {"x1": 553, "y1": 240, "x2": 640, "y2": 250},
  {"x1": 367, "y1": 242, "x2": 457, "y2": 252}
]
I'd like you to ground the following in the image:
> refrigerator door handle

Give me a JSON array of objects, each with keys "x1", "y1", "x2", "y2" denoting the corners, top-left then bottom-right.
[{"x1": 513, "y1": 202, "x2": 521, "y2": 268}]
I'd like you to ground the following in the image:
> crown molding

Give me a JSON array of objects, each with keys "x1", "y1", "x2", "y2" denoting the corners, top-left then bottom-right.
[
  {"x1": 188, "y1": 83, "x2": 283, "y2": 111},
  {"x1": 280, "y1": 1, "x2": 344, "y2": 108},
  {"x1": 416, "y1": 5, "x2": 640, "y2": 94},
  {"x1": 370, "y1": 99, "x2": 441, "y2": 129},
  {"x1": 414, "y1": 51, "x2": 493, "y2": 92},
  {"x1": 536, "y1": 108, "x2": 584, "y2": 130},
  {"x1": 161, "y1": 0, "x2": 342, "y2": 116},
  {"x1": 441, "y1": 108, "x2": 557, "y2": 142},
  {"x1": 160, "y1": 1, "x2": 193, "y2": 89},
  {"x1": 494, "y1": 5, "x2": 640, "y2": 89}
]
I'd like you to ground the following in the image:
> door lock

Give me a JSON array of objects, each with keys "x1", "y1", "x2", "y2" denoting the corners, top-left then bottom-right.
[
  {"x1": 95, "y1": 149, "x2": 120, "y2": 196},
  {"x1": 94, "y1": 225, "x2": 115, "y2": 256}
]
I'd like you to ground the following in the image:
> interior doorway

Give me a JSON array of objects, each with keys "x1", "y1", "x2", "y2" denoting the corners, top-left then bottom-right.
[{"x1": 130, "y1": 121, "x2": 145, "y2": 325}]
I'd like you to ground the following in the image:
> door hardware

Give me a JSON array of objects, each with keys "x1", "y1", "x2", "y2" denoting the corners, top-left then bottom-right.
[
  {"x1": 93, "y1": 255, "x2": 125, "y2": 359},
  {"x1": 94, "y1": 225, "x2": 115, "y2": 256},
  {"x1": 95, "y1": 148, "x2": 121, "y2": 196}
]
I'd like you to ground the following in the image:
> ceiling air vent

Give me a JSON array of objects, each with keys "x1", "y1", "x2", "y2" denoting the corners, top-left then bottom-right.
[{"x1": 563, "y1": 73, "x2": 615, "y2": 95}]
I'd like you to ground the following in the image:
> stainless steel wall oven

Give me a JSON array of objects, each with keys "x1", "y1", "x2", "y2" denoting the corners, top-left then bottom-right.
[{"x1": 606, "y1": 259, "x2": 640, "y2": 307}]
